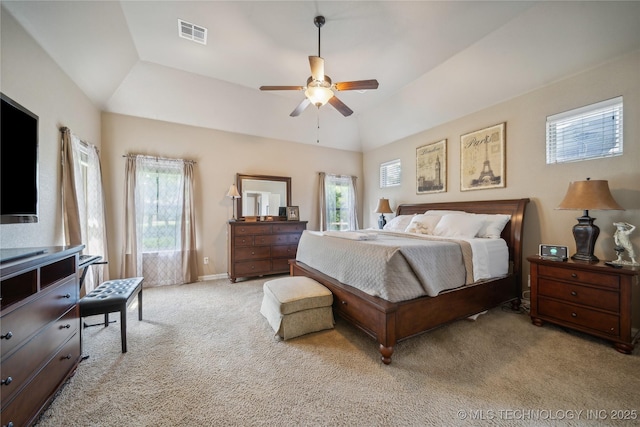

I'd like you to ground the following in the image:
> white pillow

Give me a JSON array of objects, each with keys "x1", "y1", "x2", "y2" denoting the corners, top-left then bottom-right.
[
  {"x1": 476, "y1": 214, "x2": 511, "y2": 239},
  {"x1": 404, "y1": 214, "x2": 442, "y2": 235},
  {"x1": 432, "y1": 213, "x2": 485, "y2": 238},
  {"x1": 383, "y1": 215, "x2": 415, "y2": 232}
]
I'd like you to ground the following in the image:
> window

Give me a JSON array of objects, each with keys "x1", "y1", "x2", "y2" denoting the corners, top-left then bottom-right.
[
  {"x1": 137, "y1": 160, "x2": 184, "y2": 253},
  {"x1": 321, "y1": 173, "x2": 358, "y2": 231},
  {"x1": 546, "y1": 97, "x2": 623, "y2": 164},
  {"x1": 380, "y1": 159, "x2": 401, "y2": 188}
]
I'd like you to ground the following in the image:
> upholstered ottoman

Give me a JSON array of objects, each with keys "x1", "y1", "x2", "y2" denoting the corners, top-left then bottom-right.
[{"x1": 260, "y1": 276, "x2": 334, "y2": 340}]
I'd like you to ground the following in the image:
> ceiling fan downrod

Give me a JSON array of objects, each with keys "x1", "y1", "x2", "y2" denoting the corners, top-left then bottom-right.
[{"x1": 314, "y1": 16, "x2": 325, "y2": 58}]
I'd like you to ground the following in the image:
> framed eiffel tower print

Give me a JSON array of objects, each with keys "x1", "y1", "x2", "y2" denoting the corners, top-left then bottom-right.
[{"x1": 460, "y1": 122, "x2": 506, "y2": 191}]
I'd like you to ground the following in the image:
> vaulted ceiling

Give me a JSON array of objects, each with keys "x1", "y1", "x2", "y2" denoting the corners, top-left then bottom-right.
[{"x1": 4, "y1": 1, "x2": 639, "y2": 152}]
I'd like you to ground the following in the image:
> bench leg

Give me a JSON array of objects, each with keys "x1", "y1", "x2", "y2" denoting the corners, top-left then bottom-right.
[
  {"x1": 120, "y1": 305, "x2": 127, "y2": 353},
  {"x1": 138, "y1": 288, "x2": 143, "y2": 321},
  {"x1": 104, "y1": 313, "x2": 109, "y2": 327}
]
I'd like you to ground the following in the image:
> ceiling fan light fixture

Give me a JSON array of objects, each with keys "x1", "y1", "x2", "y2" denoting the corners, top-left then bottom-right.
[{"x1": 305, "y1": 86, "x2": 333, "y2": 107}]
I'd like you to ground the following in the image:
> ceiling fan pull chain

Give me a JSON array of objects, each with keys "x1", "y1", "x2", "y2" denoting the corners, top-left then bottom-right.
[{"x1": 317, "y1": 111, "x2": 320, "y2": 143}]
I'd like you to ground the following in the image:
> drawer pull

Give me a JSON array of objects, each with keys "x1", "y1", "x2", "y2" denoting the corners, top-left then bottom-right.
[
  {"x1": 571, "y1": 312, "x2": 577, "y2": 318},
  {"x1": 571, "y1": 273, "x2": 577, "y2": 278},
  {"x1": 61, "y1": 324, "x2": 71, "y2": 329},
  {"x1": 1, "y1": 376, "x2": 13, "y2": 386},
  {"x1": 1, "y1": 331, "x2": 13, "y2": 340},
  {"x1": 63, "y1": 293, "x2": 72, "y2": 299},
  {"x1": 62, "y1": 354, "x2": 72, "y2": 360},
  {"x1": 5, "y1": 421, "x2": 15, "y2": 427},
  {"x1": 341, "y1": 300, "x2": 348, "y2": 306},
  {"x1": 570, "y1": 291, "x2": 577, "y2": 296}
]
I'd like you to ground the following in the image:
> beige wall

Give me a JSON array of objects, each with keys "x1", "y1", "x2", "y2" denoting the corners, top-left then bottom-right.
[
  {"x1": 0, "y1": 9, "x2": 101, "y2": 249},
  {"x1": 101, "y1": 113, "x2": 363, "y2": 278},
  {"x1": 362, "y1": 50, "x2": 640, "y2": 292}
]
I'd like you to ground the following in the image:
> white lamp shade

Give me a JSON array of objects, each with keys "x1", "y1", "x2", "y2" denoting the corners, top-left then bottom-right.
[{"x1": 226, "y1": 184, "x2": 240, "y2": 198}]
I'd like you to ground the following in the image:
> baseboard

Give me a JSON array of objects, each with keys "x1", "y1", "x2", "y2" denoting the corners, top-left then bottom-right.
[{"x1": 198, "y1": 273, "x2": 228, "y2": 282}]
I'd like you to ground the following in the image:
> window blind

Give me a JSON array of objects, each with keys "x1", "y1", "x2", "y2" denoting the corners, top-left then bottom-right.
[
  {"x1": 546, "y1": 97, "x2": 623, "y2": 164},
  {"x1": 380, "y1": 159, "x2": 401, "y2": 188}
]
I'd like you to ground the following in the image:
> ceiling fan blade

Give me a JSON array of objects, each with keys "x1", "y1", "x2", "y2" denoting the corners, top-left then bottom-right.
[
  {"x1": 334, "y1": 79, "x2": 379, "y2": 91},
  {"x1": 290, "y1": 98, "x2": 311, "y2": 117},
  {"x1": 260, "y1": 86, "x2": 304, "y2": 91},
  {"x1": 328, "y1": 96, "x2": 353, "y2": 117},
  {"x1": 309, "y1": 56, "x2": 324, "y2": 82}
]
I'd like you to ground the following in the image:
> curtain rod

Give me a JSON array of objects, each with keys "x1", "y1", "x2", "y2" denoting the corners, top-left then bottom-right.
[
  {"x1": 60, "y1": 126, "x2": 89, "y2": 148},
  {"x1": 123, "y1": 154, "x2": 196, "y2": 164}
]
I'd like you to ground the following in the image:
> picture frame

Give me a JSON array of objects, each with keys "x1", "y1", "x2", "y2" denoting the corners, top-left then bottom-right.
[
  {"x1": 460, "y1": 122, "x2": 506, "y2": 191},
  {"x1": 286, "y1": 206, "x2": 299, "y2": 221},
  {"x1": 416, "y1": 139, "x2": 447, "y2": 194}
]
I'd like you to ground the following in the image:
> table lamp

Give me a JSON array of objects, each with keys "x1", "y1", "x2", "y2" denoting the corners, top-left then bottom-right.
[
  {"x1": 227, "y1": 184, "x2": 241, "y2": 221},
  {"x1": 374, "y1": 198, "x2": 393, "y2": 229},
  {"x1": 556, "y1": 178, "x2": 623, "y2": 262}
]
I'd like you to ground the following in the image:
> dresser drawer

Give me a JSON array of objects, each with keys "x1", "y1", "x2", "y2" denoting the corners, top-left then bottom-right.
[
  {"x1": 271, "y1": 245, "x2": 298, "y2": 259},
  {"x1": 1, "y1": 307, "x2": 78, "y2": 404},
  {"x1": 538, "y1": 278, "x2": 619, "y2": 312},
  {"x1": 234, "y1": 246, "x2": 270, "y2": 261},
  {"x1": 1, "y1": 276, "x2": 77, "y2": 358},
  {"x1": 234, "y1": 224, "x2": 272, "y2": 235},
  {"x1": 538, "y1": 296, "x2": 619, "y2": 336},
  {"x1": 234, "y1": 236, "x2": 254, "y2": 247},
  {"x1": 271, "y1": 258, "x2": 291, "y2": 273},
  {"x1": 272, "y1": 223, "x2": 306, "y2": 233},
  {"x1": 267, "y1": 233, "x2": 302, "y2": 245},
  {"x1": 234, "y1": 260, "x2": 271, "y2": 276},
  {"x1": 538, "y1": 265, "x2": 619, "y2": 289},
  {"x1": 0, "y1": 332, "x2": 80, "y2": 424}
]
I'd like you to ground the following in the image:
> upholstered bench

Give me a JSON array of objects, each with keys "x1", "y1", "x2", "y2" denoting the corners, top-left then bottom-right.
[
  {"x1": 79, "y1": 277, "x2": 144, "y2": 353},
  {"x1": 260, "y1": 276, "x2": 334, "y2": 340}
]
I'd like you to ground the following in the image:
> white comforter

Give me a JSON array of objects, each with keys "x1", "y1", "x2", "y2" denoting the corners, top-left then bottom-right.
[{"x1": 295, "y1": 230, "x2": 508, "y2": 302}]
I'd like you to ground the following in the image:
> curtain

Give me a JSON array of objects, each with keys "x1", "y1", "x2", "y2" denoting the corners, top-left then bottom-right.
[
  {"x1": 121, "y1": 155, "x2": 197, "y2": 287},
  {"x1": 61, "y1": 128, "x2": 109, "y2": 293},
  {"x1": 318, "y1": 172, "x2": 359, "y2": 231}
]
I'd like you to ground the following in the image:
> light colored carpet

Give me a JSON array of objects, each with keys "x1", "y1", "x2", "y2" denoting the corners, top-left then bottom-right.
[{"x1": 35, "y1": 277, "x2": 639, "y2": 426}]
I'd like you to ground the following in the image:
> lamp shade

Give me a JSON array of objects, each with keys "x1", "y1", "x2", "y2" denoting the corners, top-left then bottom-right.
[
  {"x1": 374, "y1": 198, "x2": 393, "y2": 214},
  {"x1": 226, "y1": 184, "x2": 241, "y2": 198},
  {"x1": 305, "y1": 86, "x2": 333, "y2": 107},
  {"x1": 556, "y1": 179, "x2": 623, "y2": 211}
]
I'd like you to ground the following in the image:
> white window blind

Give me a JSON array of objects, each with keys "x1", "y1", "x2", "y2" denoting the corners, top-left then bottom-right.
[
  {"x1": 380, "y1": 159, "x2": 401, "y2": 188},
  {"x1": 546, "y1": 97, "x2": 623, "y2": 164}
]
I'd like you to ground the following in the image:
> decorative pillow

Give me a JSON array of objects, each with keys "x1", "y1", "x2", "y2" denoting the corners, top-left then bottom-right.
[
  {"x1": 475, "y1": 214, "x2": 511, "y2": 239},
  {"x1": 383, "y1": 215, "x2": 415, "y2": 232},
  {"x1": 404, "y1": 214, "x2": 442, "y2": 235},
  {"x1": 432, "y1": 213, "x2": 485, "y2": 238}
]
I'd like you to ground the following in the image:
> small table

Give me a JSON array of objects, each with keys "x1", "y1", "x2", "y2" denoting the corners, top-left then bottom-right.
[{"x1": 528, "y1": 255, "x2": 640, "y2": 354}]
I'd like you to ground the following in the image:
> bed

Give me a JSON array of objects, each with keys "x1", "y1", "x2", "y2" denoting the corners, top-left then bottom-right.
[{"x1": 289, "y1": 198, "x2": 529, "y2": 364}]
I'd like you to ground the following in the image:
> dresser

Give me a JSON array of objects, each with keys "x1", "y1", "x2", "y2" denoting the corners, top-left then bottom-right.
[
  {"x1": 228, "y1": 221, "x2": 307, "y2": 282},
  {"x1": 528, "y1": 256, "x2": 640, "y2": 354},
  {"x1": 1, "y1": 246, "x2": 83, "y2": 426}
]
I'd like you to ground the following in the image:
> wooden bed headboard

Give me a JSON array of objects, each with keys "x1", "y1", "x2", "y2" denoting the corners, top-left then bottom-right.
[{"x1": 397, "y1": 198, "x2": 530, "y2": 284}]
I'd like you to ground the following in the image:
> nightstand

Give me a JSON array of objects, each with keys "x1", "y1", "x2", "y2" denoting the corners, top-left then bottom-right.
[{"x1": 528, "y1": 256, "x2": 640, "y2": 354}]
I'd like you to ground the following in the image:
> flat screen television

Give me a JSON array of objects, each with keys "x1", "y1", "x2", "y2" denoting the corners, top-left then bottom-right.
[{"x1": 1, "y1": 93, "x2": 39, "y2": 224}]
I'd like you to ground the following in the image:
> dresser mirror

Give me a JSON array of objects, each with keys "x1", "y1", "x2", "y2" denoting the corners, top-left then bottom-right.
[{"x1": 236, "y1": 174, "x2": 291, "y2": 219}]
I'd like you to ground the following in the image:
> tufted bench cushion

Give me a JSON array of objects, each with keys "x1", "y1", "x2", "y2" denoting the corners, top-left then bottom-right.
[
  {"x1": 260, "y1": 276, "x2": 334, "y2": 340},
  {"x1": 79, "y1": 277, "x2": 143, "y2": 353}
]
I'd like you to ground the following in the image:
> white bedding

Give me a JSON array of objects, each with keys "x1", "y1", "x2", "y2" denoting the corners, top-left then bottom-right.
[{"x1": 296, "y1": 229, "x2": 509, "y2": 302}]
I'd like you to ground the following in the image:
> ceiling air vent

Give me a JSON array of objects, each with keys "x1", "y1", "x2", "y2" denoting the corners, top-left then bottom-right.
[{"x1": 178, "y1": 19, "x2": 207, "y2": 45}]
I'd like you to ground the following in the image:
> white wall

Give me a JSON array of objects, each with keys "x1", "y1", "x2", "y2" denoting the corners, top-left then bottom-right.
[
  {"x1": 362, "y1": 50, "x2": 640, "y2": 292},
  {"x1": 100, "y1": 113, "x2": 363, "y2": 278},
  {"x1": 0, "y1": 8, "x2": 101, "y2": 249}
]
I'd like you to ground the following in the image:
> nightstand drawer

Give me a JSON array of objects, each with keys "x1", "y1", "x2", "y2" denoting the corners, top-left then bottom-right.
[
  {"x1": 538, "y1": 278, "x2": 619, "y2": 312},
  {"x1": 538, "y1": 297, "x2": 619, "y2": 336},
  {"x1": 539, "y1": 265, "x2": 619, "y2": 289}
]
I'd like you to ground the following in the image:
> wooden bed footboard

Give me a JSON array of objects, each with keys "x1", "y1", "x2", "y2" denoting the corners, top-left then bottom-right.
[{"x1": 290, "y1": 198, "x2": 529, "y2": 364}]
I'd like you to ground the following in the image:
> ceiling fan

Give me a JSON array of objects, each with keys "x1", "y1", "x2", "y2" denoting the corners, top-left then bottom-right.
[{"x1": 259, "y1": 16, "x2": 379, "y2": 117}]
